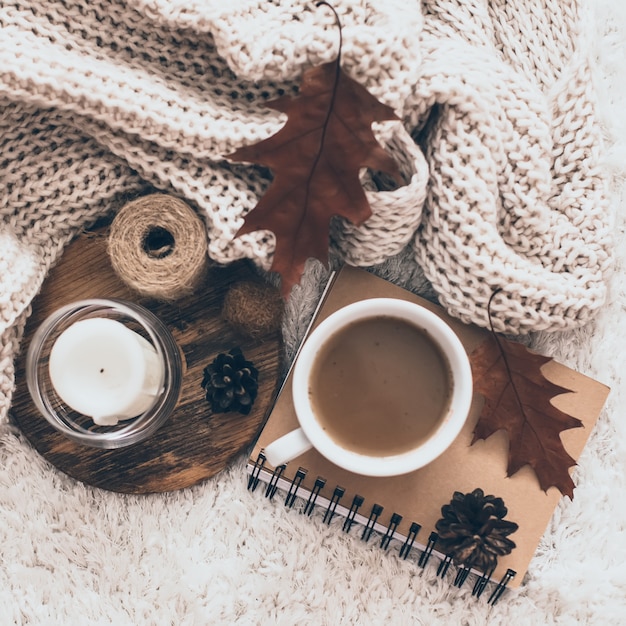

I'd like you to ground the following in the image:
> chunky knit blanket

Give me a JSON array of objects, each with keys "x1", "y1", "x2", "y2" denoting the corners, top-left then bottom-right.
[{"x1": 0, "y1": 0, "x2": 615, "y2": 426}]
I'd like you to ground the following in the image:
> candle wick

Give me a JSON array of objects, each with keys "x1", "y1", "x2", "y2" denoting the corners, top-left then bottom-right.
[{"x1": 100, "y1": 368, "x2": 104, "y2": 373}]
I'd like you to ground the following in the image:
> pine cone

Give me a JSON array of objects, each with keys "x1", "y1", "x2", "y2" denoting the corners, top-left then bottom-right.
[
  {"x1": 435, "y1": 488, "x2": 519, "y2": 572},
  {"x1": 201, "y1": 347, "x2": 259, "y2": 415}
]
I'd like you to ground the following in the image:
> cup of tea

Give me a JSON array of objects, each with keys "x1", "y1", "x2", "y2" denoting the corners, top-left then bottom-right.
[{"x1": 263, "y1": 298, "x2": 473, "y2": 477}]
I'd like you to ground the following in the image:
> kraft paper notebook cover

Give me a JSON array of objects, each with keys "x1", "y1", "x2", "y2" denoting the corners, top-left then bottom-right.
[{"x1": 246, "y1": 265, "x2": 609, "y2": 603}]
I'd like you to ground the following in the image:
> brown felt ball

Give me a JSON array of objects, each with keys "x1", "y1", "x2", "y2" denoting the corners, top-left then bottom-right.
[{"x1": 222, "y1": 280, "x2": 284, "y2": 338}]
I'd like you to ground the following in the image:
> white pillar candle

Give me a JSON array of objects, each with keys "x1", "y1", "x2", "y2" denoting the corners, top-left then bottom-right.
[{"x1": 48, "y1": 318, "x2": 164, "y2": 426}]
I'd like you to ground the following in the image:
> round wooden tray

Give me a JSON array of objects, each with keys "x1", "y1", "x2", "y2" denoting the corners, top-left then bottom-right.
[{"x1": 11, "y1": 225, "x2": 283, "y2": 494}]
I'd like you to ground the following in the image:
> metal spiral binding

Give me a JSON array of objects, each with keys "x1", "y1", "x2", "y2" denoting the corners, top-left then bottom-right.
[
  {"x1": 418, "y1": 532, "x2": 438, "y2": 568},
  {"x1": 247, "y1": 451, "x2": 266, "y2": 492},
  {"x1": 488, "y1": 569, "x2": 516, "y2": 605},
  {"x1": 285, "y1": 467, "x2": 307, "y2": 508},
  {"x1": 323, "y1": 486, "x2": 345, "y2": 524},
  {"x1": 380, "y1": 513, "x2": 403, "y2": 550},
  {"x1": 361, "y1": 504, "x2": 384, "y2": 542},
  {"x1": 437, "y1": 553, "x2": 454, "y2": 578},
  {"x1": 303, "y1": 477, "x2": 326, "y2": 516},
  {"x1": 472, "y1": 567, "x2": 495, "y2": 599},
  {"x1": 454, "y1": 565, "x2": 472, "y2": 587},
  {"x1": 343, "y1": 495, "x2": 365, "y2": 533},
  {"x1": 399, "y1": 522, "x2": 421, "y2": 560},
  {"x1": 265, "y1": 464, "x2": 285, "y2": 500},
  {"x1": 246, "y1": 458, "x2": 516, "y2": 604}
]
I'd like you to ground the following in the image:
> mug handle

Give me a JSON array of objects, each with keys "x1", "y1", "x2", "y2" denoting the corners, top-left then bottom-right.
[{"x1": 264, "y1": 428, "x2": 312, "y2": 467}]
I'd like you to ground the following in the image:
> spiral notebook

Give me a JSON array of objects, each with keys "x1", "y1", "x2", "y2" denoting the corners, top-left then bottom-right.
[{"x1": 246, "y1": 265, "x2": 609, "y2": 604}]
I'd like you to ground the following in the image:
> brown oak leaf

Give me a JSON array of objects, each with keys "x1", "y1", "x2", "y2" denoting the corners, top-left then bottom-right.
[
  {"x1": 470, "y1": 335, "x2": 583, "y2": 499},
  {"x1": 227, "y1": 60, "x2": 402, "y2": 297}
]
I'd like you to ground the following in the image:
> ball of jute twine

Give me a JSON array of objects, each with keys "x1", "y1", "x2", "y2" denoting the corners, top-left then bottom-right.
[{"x1": 107, "y1": 194, "x2": 209, "y2": 301}]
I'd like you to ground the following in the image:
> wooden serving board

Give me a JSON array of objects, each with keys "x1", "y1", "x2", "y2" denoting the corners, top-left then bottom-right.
[{"x1": 11, "y1": 225, "x2": 283, "y2": 494}]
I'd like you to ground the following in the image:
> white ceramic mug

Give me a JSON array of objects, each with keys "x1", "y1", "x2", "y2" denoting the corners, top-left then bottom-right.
[{"x1": 264, "y1": 298, "x2": 473, "y2": 476}]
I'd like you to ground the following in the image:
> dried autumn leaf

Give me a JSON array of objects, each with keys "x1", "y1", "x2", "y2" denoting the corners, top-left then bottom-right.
[
  {"x1": 470, "y1": 335, "x2": 583, "y2": 499},
  {"x1": 227, "y1": 60, "x2": 402, "y2": 296}
]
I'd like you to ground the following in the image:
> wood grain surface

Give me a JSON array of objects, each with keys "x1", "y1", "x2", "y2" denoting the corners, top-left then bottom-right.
[{"x1": 11, "y1": 225, "x2": 284, "y2": 494}]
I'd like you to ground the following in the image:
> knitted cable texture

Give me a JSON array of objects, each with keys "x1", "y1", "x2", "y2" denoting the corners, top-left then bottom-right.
[{"x1": 0, "y1": 0, "x2": 613, "y2": 425}]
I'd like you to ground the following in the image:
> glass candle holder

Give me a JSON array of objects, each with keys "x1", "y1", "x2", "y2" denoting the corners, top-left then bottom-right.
[{"x1": 25, "y1": 299, "x2": 183, "y2": 449}]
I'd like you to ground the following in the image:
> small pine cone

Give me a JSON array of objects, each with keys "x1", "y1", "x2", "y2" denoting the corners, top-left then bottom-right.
[
  {"x1": 435, "y1": 488, "x2": 519, "y2": 572},
  {"x1": 201, "y1": 347, "x2": 259, "y2": 415}
]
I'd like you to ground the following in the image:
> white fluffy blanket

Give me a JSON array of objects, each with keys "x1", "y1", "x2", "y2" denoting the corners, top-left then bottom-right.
[{"x1": 1, "y1": 1, "x2": 625, "y2": 624}]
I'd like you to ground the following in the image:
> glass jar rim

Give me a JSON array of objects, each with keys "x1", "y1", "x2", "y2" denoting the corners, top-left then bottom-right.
[{"x1": 25, "y1": 298, "x2": 182, "y2": 449}]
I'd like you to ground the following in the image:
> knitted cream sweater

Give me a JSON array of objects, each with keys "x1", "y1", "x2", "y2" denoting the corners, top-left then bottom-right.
[{"x1": 0, "y1": 0, "x2": 613, "y2": 423}]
